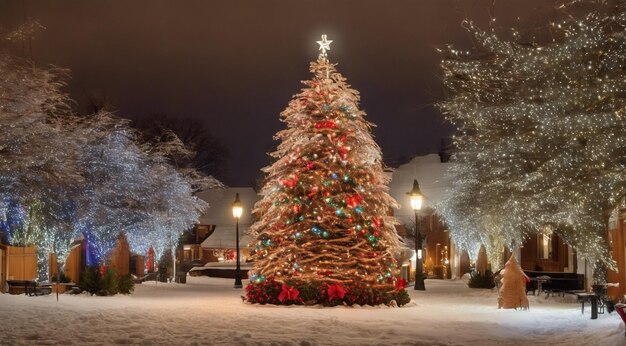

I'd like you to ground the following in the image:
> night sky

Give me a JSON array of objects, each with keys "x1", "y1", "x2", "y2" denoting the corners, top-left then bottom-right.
[{"x1": 0, "y1": 0, "x2": 557, "y2": 186}]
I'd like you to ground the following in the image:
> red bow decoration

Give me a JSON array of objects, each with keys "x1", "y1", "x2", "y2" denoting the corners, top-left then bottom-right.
[
  {"x1": 395, "y1": 279, "x2": 407, "y2": 291},
  {"x1": 327, "y1": 284, "x2": 346, "y2": 301},
  {"x1": 278, "y1": 284, "x2": 300, "y2": 303}
]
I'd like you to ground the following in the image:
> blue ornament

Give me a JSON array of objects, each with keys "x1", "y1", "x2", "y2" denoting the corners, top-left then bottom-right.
[
  {"x1": 294, "y1": 232, "x2": 303, "y2": 240},
  {"x1": 335, "y1": 208, "x2": 342, "y2": 216},
  {"x1": 331, "y1": 173, "x2": 338, "y2": 180},
  {"x1": 354, "y1": 206, "x2": 363, "y2": 214},
  {"x1": 293, "y1": 263, "x2": 300, "y2": 270}
]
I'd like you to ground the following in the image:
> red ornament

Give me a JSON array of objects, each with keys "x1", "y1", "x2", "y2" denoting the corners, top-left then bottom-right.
[
  {"x1": 293, "y1": 205, "x2": 300, "y2": 213},
  {"x1": 281, "y1": 174, "x2": 299, "y2": 188},
  {"x1": 314, "y1": 121, "x2": 336, "y2": 129},
  {"x1": 346, "y1": 194, "x2": 363, "y2": 208},
  {"x1": 339, "y1": 146, "x2": 348, "y2": 158},
  {"x1": 307, "y1": 186, "x2": 319, "y2": 198}
]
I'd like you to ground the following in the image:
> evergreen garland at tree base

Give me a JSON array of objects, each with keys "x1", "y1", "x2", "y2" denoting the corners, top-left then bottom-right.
[{"x1": 245, "y1": 277, "x2": 409, "y2": 307}]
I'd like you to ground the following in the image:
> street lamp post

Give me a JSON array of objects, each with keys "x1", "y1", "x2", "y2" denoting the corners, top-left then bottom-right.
[
  {"x1": 407, "y1": 179, "x2": 425, "y2": 291},
  {"x1": 232, "y1": 193, "x2": 243, "y2": 289}
]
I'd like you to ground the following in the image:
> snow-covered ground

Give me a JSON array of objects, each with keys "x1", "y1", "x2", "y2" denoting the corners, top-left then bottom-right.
[{"x1": 0, "y1": 277, "x2": 624, "y2": 345}]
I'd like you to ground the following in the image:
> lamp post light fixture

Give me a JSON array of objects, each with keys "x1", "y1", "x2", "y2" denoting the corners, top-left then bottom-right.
[
  {"x1": 232, "y1": 193, "x2": 243, "y2": 289},
  {"x1": 407, "y1": 179, "x2": 425, "y2": 291}
]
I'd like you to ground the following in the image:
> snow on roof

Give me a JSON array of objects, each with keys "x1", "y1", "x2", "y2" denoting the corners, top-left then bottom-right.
[
  {"x1": 201, "y1": 227, "x2": 252, "y2": 249},
  {"x1": 195, "y1": 187, "x2": 260, "y2": 249},
  {"x1": 388, "y1": 153, "x2": 452, "y2": 225}
]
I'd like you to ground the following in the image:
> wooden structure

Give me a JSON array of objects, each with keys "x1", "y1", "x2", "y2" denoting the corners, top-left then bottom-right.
[
  {"x1": 420, "y1": 213, "x2": 453, "y2": 279},
  {"x1": 51, "y1": 233, "x2": 133, "y2": 284},
  {"x1": 0, "y1": 244, "x2": 5, "y2": 293},
  {"x1": 65, "y1": 241, "x2": 84, "y2": 282},
  {"x1": 520, "y1": 233, "x2": 572, "y2": 272},
  {"x1": 179, "y1": 224, "x2": 214, "y2": 263},
  {"x1": 1, "y1": 245, "x2": 38, "y2": 293},
  {"x1": 130, "y1": 255, "x2": 145, "y2": 277},
  {"x1": 608, "y1": 209, "x2": 626, "y2": 300},
  {"x1": 108, "y1": 233, "x2": 130, "y2": 276},
  {"x1": 5, "y1": 246, "x2": 37, "y2": 281}
]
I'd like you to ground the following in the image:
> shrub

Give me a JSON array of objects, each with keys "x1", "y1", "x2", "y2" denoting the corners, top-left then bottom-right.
[
  {"x1": 118, "y1": 274, "x2": 135, "y2": 294},
  {"x1": 292, "y1": 280, "x2": 321, "y2": 305},
  {"x1": 383, "y1": 289, "x2": 411, "y2": 307},
  {"x1": 468, "y1": 270, "x2": 495, "y2": 289},
  {"x1": 80, "y1": 266, "x2": 103, "y2": 296},
  {"x1": 79, "y1": 266, "x2": 135, "y2": 296},
  {"x1": 99, "y1": 268, "x2": 119, "y2": 296}
]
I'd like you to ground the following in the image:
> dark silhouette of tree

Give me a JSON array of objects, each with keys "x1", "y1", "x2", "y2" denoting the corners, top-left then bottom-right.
[{"x1": 133, "y1": 114, "x2": 227, "y2": 181}]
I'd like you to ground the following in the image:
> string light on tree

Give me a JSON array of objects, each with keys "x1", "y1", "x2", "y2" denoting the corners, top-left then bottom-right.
[
  {"x1": 247, "y1": 35, "x2": 403, "y2": 293},
  {"x1": 436, "y1": 2, "x2": 625, "y2": 271}
]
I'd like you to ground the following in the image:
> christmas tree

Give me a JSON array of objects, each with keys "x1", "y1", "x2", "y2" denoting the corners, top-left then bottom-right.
[{"x1": 247, "y1": 36, "x2": 406, "y2": 305}]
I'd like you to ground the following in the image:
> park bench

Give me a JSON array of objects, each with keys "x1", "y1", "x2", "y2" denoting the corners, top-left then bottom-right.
[
  {"x1": 523, "y1": 270, "x2": 584, "y2": 296},
  {"x1": 7, "y1": 280, "x2": 51, "y2": 296}
]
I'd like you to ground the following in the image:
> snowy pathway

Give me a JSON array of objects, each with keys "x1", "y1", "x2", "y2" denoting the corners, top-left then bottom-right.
[{"x1": 0, "y1": 277, "x2": 623, "y2": 345}]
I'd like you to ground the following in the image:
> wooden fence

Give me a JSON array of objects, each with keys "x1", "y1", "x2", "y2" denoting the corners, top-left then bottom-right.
[{"x1": 5, "y1": 246, "x2": 38, "y2": 283}]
